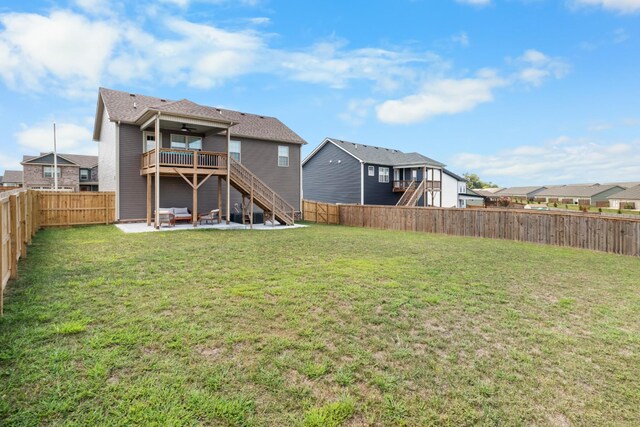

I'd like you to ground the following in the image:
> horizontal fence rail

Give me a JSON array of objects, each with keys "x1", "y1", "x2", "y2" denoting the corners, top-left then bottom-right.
[
  {"x1": 39, "y1": 192, "x2": 116, "y2": 227},
  {"x1": 302, "y1": 200, "x2": 640, "y2": 257}
]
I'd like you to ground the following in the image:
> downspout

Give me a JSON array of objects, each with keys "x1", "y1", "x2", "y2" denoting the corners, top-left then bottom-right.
[
  {"x1": 299, "y1": 149, "x2": 303, "y2": 215},
  {"x1": 360, "y1": 161, "x2": 364, "y2": 204},
  {"x1": 154, "y1": 113, "x2": 161, "y2": 228},
  {"x1": 115, "y1": 121, "x2": 120, "y2": 221}
]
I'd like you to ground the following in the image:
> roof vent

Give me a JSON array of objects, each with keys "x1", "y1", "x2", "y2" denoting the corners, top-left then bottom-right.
[
  {"x1": 216, "y1": 108, "x2": 221, "y2": 112},
  {"x1": 133, "y1": 102, "x2": 137, "y2": 109},
  {"x1": 240, "y1": 113, "x2": 246, "y2": 116},
  {"x1": 260, "y1": 116, "x2": 264, "y2": 119},
  {"x1": 354, "y1": 144, "x2": 358, "y2": 148},
  {"x1": 160, "y1": 99, "x2": 167, "y2": 102},
  {"x1": 129, "y1": 93, "x2": 135, "y2": 97}
]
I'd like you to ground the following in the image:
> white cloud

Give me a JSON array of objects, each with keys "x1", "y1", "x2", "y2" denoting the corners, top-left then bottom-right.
[
  {"x1": 572, "y1": 0, "x2": 640, "y2": 13},
  {"x1": 451, "y1": 136, "x2": 640, "y2": 185},
  {"x1": 0, "y1": 11, "x2": 118, "y2": 97},
  {"x1": 513, "y1": 49, "x2": 570, "y2": 86},
  {"x1": 16, "y1": 121, "x2": 96, "y2": 155},
  {"x1": 339, "y1": 98, "x2": 376, "y2": 126},
  {"x1": 376, "y1": 69, "x2": 506, "y2": 124},
  {"x1": 451, "y1": 32, "x2": 470, "y2": 47}
]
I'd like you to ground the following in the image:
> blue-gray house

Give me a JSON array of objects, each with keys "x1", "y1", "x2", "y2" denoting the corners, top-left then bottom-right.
[{"x1": 302, "y1": 138, "x2": 449, "y2": 207}]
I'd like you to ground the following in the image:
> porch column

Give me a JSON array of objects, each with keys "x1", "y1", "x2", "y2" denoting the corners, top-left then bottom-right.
[
  {"x1": 146, "y1": 174, "x2": 151, "y2": 226},
  {"x1": 154, "y1": 113, "x2": 161, "y2": 229},
  {"x1": 422, "y1": 166, "x2": 426, "y2": 207},
  {"x1": 217, "y1": 177, "x2": 222, "y2": 214},
  {"x1": 226, "y1": 128, "x2": 231, "y2": 224},
  {"x1": 192, "y1": 174, "x2": 198, "y2": 227}
]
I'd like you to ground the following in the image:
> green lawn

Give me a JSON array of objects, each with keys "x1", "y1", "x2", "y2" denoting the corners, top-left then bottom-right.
[{"x1": 1, "y1": 225, "x2": 639, "y2": 426}]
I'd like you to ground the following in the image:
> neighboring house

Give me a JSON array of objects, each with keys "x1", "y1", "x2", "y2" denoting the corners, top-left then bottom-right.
[
  {"x1": 21, "y1": 153, "x2": 99, "y2": 191},
  {"x1": 536, "y1": 184, "x2": 625, "y2": 205},
  {"x1": 0, "y1": 170, "x2": 23, "y2": 187},
  {"x1": 93, "y1": 87, "x2": 306, "y2": 225},
  {"x1": 495, "y1": 186, "x2": 547, "y2": 201},
  {"x1": 607, "y1": 185, "x2": 640, "y2": 210},
  {"x1": 442, "y1": 169, "x2": 484, "y2": 208},
  {"x1": 303, "y1": 138, "x2": 459, "y2": 207}
]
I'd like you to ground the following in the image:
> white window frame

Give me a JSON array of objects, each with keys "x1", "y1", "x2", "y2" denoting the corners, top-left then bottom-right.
[
  {"x1": 278, "y1": 145, "x2": 289, "y2": 167},
  {"x1": 368, "y1": 166, "x2": 375, "y2": 177},
  {"x1": 43, "y1": 166, "x2": 61, "y2": 178},
  {"x1": 143, "y1": 131, "x2": 161, "y2": 153},
  {"x1": 378, "y1": 167, "x2": 389, "y2": 183},
  {"x1": 170, "y1": 134, "x2": 202, "y2": 151},
  {"x1": 79, "y1": 169, "x2": 90, "y2": 181},
  {"x1": 230, "y1": 140, "x2": 241, "y2": 162}
]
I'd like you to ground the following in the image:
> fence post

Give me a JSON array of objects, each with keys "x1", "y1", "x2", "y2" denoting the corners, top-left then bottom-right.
[
  {"x1": 20, "y1": 193, "x2": 27, "y2": 258},
  {"x1": 9, "y1": 195, "x2": 18, "y2": 280},
  {"x1": 0, "y1": 200, "x2": 4, "y2": 316},
  {"x1": 105, "y1": 193, "x2": 109, "y2": 225}
]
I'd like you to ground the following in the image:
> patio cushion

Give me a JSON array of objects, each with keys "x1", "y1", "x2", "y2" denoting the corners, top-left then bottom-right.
[{"x1": 173, "y1": 207, "x2": 190, "y2": 216}]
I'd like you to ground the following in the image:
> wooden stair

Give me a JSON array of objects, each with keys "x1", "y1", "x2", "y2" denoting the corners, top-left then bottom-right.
[
  {"x1": 396, "y1": 180, "x2": 426, "y2": 207},
  {"x1": 227, "y1": 158, "x2": 295, "y2": 226}
]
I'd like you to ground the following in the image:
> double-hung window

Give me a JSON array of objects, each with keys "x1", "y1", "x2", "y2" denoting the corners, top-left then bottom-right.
[
  {"x1": 368, "y1": 166, "x2": 375, "y2": 176},
  {"x1": 79, "y1": 169, "x2": 90, "y2": 181},
  {"x1": 171, "y1": 134, "x2": 202, "y2": 150},
  {"x1": 378, "y1": 167, "x2": 389, "y2": 183},
  {"x1": 43, "y1": 166, "x2": 61, "y2": 178},
  {"x1": 229, "y1": 141, "x2": 241, "y2": 162},
  {"x1": 278, "y1": 146, "x2": 289, "y2": 167}
]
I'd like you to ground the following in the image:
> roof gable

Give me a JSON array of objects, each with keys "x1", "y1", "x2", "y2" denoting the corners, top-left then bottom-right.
[
  {"x1": 96, "y1": 87, "x2": 306, "y2": 145},
  {"x1": 306, "y1": 137, "x2": 445, "y2": 168},
  {"x1": 607, "y1": 184, "x2": 640, "y2": 200},
  {"x1": 537, "y1": 184, "x2": 624, "y2": 198},
  {"x1": 22, "y1": 153, "x2": 78, "y2": 166}
]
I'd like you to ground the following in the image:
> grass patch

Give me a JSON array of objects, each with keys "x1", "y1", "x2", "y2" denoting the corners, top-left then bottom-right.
[{"x1": 1, "y1": 224, "x2": 639, "y2": 425}]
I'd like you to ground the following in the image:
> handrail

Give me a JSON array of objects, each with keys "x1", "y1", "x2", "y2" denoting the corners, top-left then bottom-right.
[
  {"x1": 229, "y1": 158, "x2": 294, "y2": 224},
  {"x1": 406, "y1": 180, "x2": 426, "y2": 206},
  {"x1": 396, "y1": 179, "x2": 416, "y2": 206},
  {"x1": 142, "y1": 148, "x2": 227, "y2": 170}
]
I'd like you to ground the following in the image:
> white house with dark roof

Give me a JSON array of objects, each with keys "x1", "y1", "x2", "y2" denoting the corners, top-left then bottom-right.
[
  {"x1": 93, "y1": 87, "x2": 306, "y2": 226},
  {"x1": 608, "y1": 185, "x2": 640, "y2": 210},
  {"x1": 303, "y1": 138, "x2": 467, "y2": 208}
]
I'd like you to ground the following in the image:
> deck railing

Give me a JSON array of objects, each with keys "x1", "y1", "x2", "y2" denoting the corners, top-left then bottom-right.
[
  {"x1": 141, "y1": 149, "x2": 227, "y2": 171},
  {"x1": 393, "y1": 180, "x2": 441, "y2": 191}
]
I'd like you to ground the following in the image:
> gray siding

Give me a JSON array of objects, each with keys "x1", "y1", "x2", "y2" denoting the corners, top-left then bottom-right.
[
  {"x1": 592, "y1": 187, "x2": 625, "y2": 202},
  {"x1": 303, "y1": 142, "x2": 361, "y2": 204},
  {"x1": 364, "y1": 164, "x2": 401, "y2": 205},
  {"x1": 118, "y1": 124, "x2": 301, "y2": 220}
]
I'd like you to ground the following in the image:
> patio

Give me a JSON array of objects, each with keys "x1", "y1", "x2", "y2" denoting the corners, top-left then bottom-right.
[{"x1": 115, "y1": 221, "x2": 307, "y2": 234}]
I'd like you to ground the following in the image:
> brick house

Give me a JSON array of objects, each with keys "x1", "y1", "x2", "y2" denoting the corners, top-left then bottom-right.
[{"x1": 21, "y1": 152, "x2": 99, "y2": 191}]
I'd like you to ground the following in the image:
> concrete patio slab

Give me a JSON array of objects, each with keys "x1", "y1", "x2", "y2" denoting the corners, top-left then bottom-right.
[{"x1": 115, "y1": 221, "x2": 307, "y2": 234}]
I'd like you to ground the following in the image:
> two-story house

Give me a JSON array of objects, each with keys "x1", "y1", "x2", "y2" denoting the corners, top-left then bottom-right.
[
  {"x1": 21, "y1": 153, "x2": 99, "y2": 191},
  {"x1": 303, "y1": 138, "x2": 470, "y2": 208},
  {"x1": 92, "y1": 88, "x2": 306, "y2": 226}
]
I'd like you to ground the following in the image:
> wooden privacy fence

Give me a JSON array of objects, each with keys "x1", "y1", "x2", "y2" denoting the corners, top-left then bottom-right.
[
  {"x1": 39, "y1": 191, "x2": 116, "y2": 226},
  {"x1": 302, "y1": 200, "x2": 640, "y2": 257},
  {"x1": 1, "y1": 189, "x2": 39, "y2": 315},
  {"x1": 302, "y1": 200, "x2": 340, "y2": 224}
]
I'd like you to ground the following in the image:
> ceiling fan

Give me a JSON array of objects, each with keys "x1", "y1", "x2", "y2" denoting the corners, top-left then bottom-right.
[{"x1": 180, "y1": 123, "x2": 196, "y2": 132}]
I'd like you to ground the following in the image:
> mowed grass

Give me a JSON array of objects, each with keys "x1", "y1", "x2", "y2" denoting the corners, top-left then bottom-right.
[{"x1": 1, "y1": 224, "x2": 639, "y2": 426}]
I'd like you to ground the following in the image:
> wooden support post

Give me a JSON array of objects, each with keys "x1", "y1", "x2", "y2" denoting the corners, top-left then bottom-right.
[
  {"x1": 104, "y1": 192, "x2": 109, "y2": 225},
  {"x1": 250, "y1": 176, "x2": 254, "y2": 229},
  {"x1": 193, "y1": 173, "x2": 198, "y2": 227},
  {"x1": 154, "y1": 114, "x2": 161, "y2": 229},
  {"x1": 9, "y1": 195, "x2": 17, "y2": 280},
  {"x1": 0, "y1": 200, "x2": 5, "y2": 316},
  {"x1": 422, "y1": 166, "x2": 427, "y2": 207},
  {"x1": 226, "y1": 129, "x2": 231, "y2": 225},
  {"x1": 217, "y1": 177, "x2": 222, "y2": 215},
  {"x1": 146, "y1": 174, "x2": 151, "y2": 226},
  {"x1": 20, "y1": 194, "x2": 26, "y2": 258}
]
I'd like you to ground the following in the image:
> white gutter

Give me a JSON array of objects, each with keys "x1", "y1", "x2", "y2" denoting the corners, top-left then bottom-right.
[
  {"x1": 115, "y1": 121, "x2": 120, "y2": 221},
  {"x1": 360, "y1": 161, "x2": 364, "y2": 204}
]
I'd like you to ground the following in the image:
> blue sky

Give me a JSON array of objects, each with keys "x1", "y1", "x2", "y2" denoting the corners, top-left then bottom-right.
[{"x1": 0, "y1": 0, "x2": 639, "y2": 186}]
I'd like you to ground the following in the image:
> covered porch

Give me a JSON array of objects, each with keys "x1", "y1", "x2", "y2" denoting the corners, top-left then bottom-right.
[
  {"x1": 136, "y1": 105, "x2": 234, "y2": 229},
  {"x1": 392, "y1": 165, "x2": 443, "y2": 207}
]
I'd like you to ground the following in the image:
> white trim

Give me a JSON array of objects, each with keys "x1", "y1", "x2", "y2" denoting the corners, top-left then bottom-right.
[
  {"x1": 143, "y1": 130, "x2": 161, "y2": 152},
  {"x1": 302, "y1": 137, "x2": 363, "y2": 166},
  {"x1": 170, "y1": 133, "x2": 202, "y2": 150},
  {"x1": 360, "y1": 162, "x2": 364, "y2": 204},
  {"x1": 277, "y1": 145, "x2": 289, "y2": 167},
  {"x1": 229, "y1": 140, "x2": 241, "y2": 162},
  {"x1": 21, "y1": 152, "x2": 79, "y2": 166},
  {"x1": 115, "y1": 121, "x2": 120, "y2": 220}
]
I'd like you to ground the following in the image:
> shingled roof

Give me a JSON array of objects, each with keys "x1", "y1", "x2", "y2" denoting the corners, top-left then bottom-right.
[
  {"x1": 96, "y1": 87, "x2": 306, "y2": 145},
  {"x1": 607, "y1": 184, "x2": 640, "y2": 200},
  {"x1": 537, "y1": 184, "x2": 624, "y2": 198},
  {"x1": 2, "y1": 170, "x2": 23, "y2": 184},
  {"x1": 316, "y1": 138, "x2": 445, "y2": 167},
  {"x1": 22, "y1": 153, "x2": 98, "y2": 169},
  {"x1": 496, "y1": 186, "x2": 547, "y2": 197}
]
